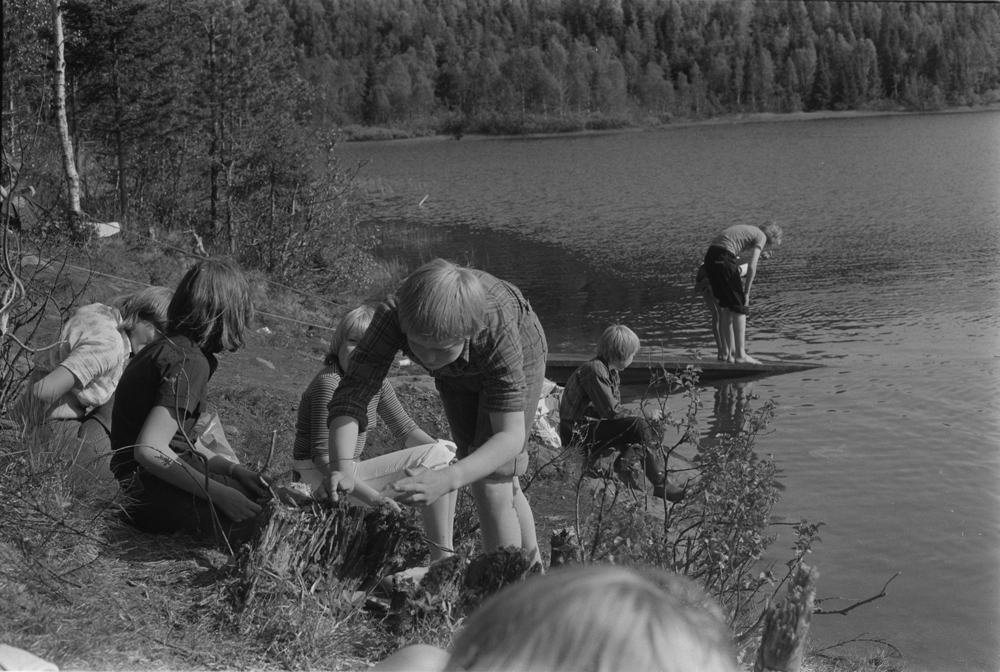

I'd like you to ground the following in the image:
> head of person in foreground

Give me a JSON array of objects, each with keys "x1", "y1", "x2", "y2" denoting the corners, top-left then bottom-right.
[{"x1": 446, "y1": 564, "x2": 737, "y2": 672}]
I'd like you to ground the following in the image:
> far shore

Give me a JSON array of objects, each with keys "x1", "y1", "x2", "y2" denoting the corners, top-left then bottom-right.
[{"x1": 340, "y1": 103, "x2": 1000, "y2": 144}]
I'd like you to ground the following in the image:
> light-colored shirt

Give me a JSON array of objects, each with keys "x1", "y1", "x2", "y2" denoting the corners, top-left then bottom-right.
[
  {"x1": 709, "y1": 224, "x2": 766, "y2": 258},
  {"x1": 40, "y1": 303, "x2": 128, "y2": 410}
]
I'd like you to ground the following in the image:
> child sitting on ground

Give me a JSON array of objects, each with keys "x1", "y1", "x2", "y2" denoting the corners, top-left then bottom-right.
[
  {"x1": 291, "y1": 304, "x2": 456, "y2": 563},
  {"x1": 323, "y1": 259, "x2": 546, "y2": 566},
  {"x1": 12, "y1": 286, "x2": 173, "y2": 479},
  {"x1": 109, "y1": 259, "x2": 267, "y2": 546},
  {"x1": 373, "y1": 564, "x2": 738, "y2": 672},
  {"x1": 558, "y1": 325, "x2": 684, "y2": 502}
]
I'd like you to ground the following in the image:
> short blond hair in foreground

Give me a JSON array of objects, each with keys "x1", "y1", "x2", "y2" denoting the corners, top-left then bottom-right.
[
  {"x1": 596, "y1": 324, "x2": 641, "y2": 362},
  {"x1": 397, "y1": 258, "x2": 486, "y2": 341},
  {"x1": 445, "y1": 564, "x2": 737, "y2": 672}
]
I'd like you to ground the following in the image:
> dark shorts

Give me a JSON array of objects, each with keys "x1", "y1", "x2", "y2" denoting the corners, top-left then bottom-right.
[
  {"x1": 436, "y1": 310, "x2": 547, "y2": 480},
  {"x1": 559, "y1": 415, "x2": 655, "y2": 454},
  {"x1": 704, "y1": 246, "x2": 749, "y2": 315}
]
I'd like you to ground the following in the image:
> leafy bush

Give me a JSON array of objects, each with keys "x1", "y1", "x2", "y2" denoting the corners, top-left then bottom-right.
[{"x1": 563, "y1": 367, "x2": 819, "y2": 661}]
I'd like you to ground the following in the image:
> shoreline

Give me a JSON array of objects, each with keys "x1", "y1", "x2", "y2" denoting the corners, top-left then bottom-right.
[{"x1": 341, "y1": 103, "x2": 1000, "y2": 144}]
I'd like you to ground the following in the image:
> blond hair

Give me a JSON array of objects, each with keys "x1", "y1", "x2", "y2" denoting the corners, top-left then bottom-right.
[
  {"x1": 326, "y1": 304, "x2": 375, "y2": 367},
  {"x1": 116, "y1": 286, "x2": 173, "y2": 336},
  {"x1": 397, "y1": 258, "x2": 486, "y2": 341},
  {"x1": 446, "y1": 565, "x2": 737, "y2": 672},
  {"x1": 167, "y1": 258, "x2": 254, "y2": 353},
  {"x1": 596, "y1": 324, "x2": 641, "y2": 362},
  {"x1": 759, "y1": 222, "x2": 783, "y2": 247}
]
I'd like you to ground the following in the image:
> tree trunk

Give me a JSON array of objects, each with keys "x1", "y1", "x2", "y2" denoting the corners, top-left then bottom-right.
[
  {"x1": 110, "y1": 11, "x2": 128, "y2": 224},
  {"x1": 50, "y1": 0, "x2": 83, "y2": 228},
  {"x1": 754, "y1": 564, "x2": 820, "y2": 672},
  {"x1": 207, "y1": 14, "x2": 220, "y2": 236}
]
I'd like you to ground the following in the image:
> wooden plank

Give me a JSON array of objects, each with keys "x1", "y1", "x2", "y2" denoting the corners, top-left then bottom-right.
[{"x1": 545, "y1": 353, "x2": 824, "y2": 385}]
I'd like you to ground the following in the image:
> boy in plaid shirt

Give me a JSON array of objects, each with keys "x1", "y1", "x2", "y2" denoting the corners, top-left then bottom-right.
[{"x1": 324, "y1": 259, "x2": 546, "y2": 565}]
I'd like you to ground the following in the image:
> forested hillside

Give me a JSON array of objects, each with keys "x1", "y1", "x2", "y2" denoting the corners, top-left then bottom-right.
[
  {"x1": 290, "y1": 0, "x2": 1000, "y2": 128},
  {"x1": 3, "y1": 0, "x2": 998, "y2": 262}
]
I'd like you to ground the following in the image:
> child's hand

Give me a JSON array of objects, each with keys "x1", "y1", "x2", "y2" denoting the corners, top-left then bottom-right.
[
  {"x1": 392, "y1": 466, "x2": 451, "y2": 506},
  {"x1": 232, "y1": 465, "x2": 269, "y2": 497},
  {"x1": 320, "y1": 471, "x2": 357, "y2": 503},
  {"x1": 215, "y1": 486, "x2": 262, "y2": 523},
  {"x1": 645, "y1": 408, "x2": 664, "y2": 423},
  {"x1": 377, "y1": 497, "x2": 402, "y2": 514}
]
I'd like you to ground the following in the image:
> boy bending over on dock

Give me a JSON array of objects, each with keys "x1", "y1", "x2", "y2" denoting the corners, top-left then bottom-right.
[
  {"x1": 323, "y1": 259, "x2": 546, "y2": 566},
  {"x1": 702, "y1": 222, "x2": 782, "y2": 364},
  {"x1": 558, "y1": 325, "x2": 684, "y2": 502}
]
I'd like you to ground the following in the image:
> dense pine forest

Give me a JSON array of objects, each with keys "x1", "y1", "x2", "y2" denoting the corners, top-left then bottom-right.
[
  {"x1": 3, "y1": 0, "x2": 999, "y2": 268},
  {"x1": 291, "y1": 0, "x2": 1000, "y2": 128}
]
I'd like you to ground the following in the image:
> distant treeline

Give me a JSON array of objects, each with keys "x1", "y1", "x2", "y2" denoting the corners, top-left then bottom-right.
[
  {"x1": 291, "y1": 0, "x2": 1000, "y2": 129},
  {"x1": 3, "y1": 0, "x2": 998, "y2": 274}
]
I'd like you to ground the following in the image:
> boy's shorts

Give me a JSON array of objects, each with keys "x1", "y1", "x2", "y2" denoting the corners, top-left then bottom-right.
[
  {"x1": 436, "y1": 312, "x2": 547, "y2": 480},
  {"x1": 704, "y1": 246, "x2": 749, "y2": 315}
]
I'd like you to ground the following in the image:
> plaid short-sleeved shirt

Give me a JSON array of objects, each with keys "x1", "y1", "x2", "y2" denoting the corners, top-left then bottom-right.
[
  {"x1": 557, "y1": 357, "x2": 629, "y2": 424},
  {"x1": 328, "y1": 270, "x2": 532, "y2": 433}
]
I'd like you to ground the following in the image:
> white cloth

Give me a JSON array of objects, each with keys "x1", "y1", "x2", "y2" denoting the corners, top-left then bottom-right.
[{"x1": 292, "y1": 440, "x2": 456, "y2": 506}]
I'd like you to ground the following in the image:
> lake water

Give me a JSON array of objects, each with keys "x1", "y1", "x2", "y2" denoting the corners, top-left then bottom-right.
[{"x1": 337, "y1": 111, "x2": 1000, "y2": 672}]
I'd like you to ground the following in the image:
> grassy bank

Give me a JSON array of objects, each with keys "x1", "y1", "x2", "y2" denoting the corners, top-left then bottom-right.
[{"x1": 0, "y1": 234, "x2": 902, "y2": 671}]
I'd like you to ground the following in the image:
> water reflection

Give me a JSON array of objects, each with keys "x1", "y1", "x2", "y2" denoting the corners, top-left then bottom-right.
[{"x1": 706, "y1": 382, "x2": 752, "y2": 440}]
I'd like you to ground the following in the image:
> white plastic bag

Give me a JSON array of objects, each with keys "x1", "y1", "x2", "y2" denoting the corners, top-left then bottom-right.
[
  {"x1": 531, "y1": 379, "x2": 563, "y2": 449},
  {"x1": 192, "y1": 411, "x2": 239, "y2": 463}
]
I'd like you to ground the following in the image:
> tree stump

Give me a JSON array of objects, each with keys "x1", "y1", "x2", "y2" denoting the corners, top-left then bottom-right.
[{"x1": 754, "y1": 563, "x2": 820, "y2": 672}]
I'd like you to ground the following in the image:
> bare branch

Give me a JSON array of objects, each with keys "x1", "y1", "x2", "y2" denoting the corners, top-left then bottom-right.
[{"x1": 814, "y1": 572, "x2": 900, "y2": 616}]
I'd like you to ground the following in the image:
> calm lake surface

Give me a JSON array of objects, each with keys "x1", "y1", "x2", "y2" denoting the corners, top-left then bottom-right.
[{"x1": 337, "y1": 111, "x2": 1000, "y2": 671}]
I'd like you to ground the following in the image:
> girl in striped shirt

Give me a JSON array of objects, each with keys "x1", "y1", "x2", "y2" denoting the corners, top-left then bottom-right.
[{"x1": 292, "y1": 304, "x2": 456, "y2": 562}]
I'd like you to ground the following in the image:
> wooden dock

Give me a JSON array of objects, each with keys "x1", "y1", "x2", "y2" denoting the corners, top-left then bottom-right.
[{"x1": 545, "y1": 353, "x2": 824, "y2": 386}]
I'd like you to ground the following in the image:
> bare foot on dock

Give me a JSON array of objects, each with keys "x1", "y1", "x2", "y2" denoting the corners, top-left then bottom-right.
[{"x1": 734, "y1": 355, "x2": 763, "y2": 365}]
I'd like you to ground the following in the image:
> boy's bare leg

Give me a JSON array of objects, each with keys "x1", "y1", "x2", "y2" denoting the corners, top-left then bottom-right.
[
  {"x1": 731, "y1": 312, "x2": 762, "y2": 364},
  {"x1": 720, "y1": 309, "x2": 736, "y2": 363},
  {"x1": 471, "y1": 478, "x2": 522, "y2": 551},
  {"x1": 419, "y1": 489, "x2": 456, "y2": 562},
  {"x1": 701, "y1": 293, "x2": 726, "y2": 360},
  {"x1": 512, "y1": 476, "x2": 541, "y2": 566}
]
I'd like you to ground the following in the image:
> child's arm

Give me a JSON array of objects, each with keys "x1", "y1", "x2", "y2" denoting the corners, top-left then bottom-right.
[
  {"x1": 134, "y1": 406, "x2": 262, "y2": 522},
  {"x1": 743, "y1": 247, "x2": 764, "y2": 304},
  {"x1": 392, "y1": 410, "x2": 525, "y2": 506},
  {"x1": 11, "y1": 366, "x2": 84, "y2": 424},
  {"x1": 190, "y1": 441, "x2": 270, "y2": 499},
  {"x1": 324, "y1": 416, "x2": 397, "y2": 509}
]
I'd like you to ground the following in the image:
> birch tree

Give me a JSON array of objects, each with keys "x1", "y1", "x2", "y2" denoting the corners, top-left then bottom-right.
[{"x1": 50, "y1": 0, "x2": 82, "y2": 229}]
